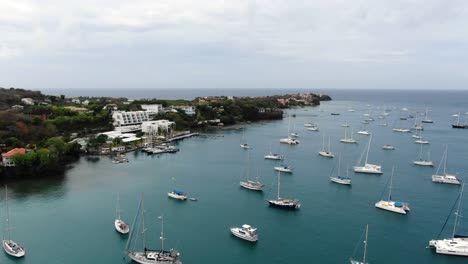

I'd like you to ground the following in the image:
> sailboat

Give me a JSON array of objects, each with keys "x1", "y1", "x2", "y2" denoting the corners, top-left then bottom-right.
[
  {"x1": 375, "y1": 167, "x2": 410, "y2": 214},
  {"x1": 240, "y1": 151, "x2": 264, "y2": 191},
  {"x1": 280, "y1": 115, "x2": 300, "y2": 144},
  {"x1": 264, "y1": 146, "x2": 283, "y2": 160},
  {"x1": 240, "y1": 127, "x2": 251, "y2": 149},
  {"x1": 429, "y1": 184, "x2": 468, "y2": 256},
  {"x1": 2, "y1": 186, "x2": 25, "y2": 258},
  {"x1": 421, "y1": 107, "x2": 434, "y2": 123},
  {"x1": 290, "y1": 122, "x2": 299, "y2": 137},
  {"x1": 432, "y1": 146, "x2": 461, "y2": 185},
  {"x1": 340, "y1": 127, "x2": 358, "y2": 144},
  {"x1": 413, "y1": 144, "x2": 434, "y2": 166},
  {"x1": 330, "y1": 156, "x2": 351, "y2": 185},
  {"x1": 452, "y1": 112, "x2": 468, "y2": 129},
  {"x1": 357, "y1": 123, "x2": 371, "y2": 136},
  {"x1": 353, "y1": 135, "x2": 382, "y2": 174},
  {"x1": 319, "y1": 135, "x2": 334, "y2": 158},
  {"x1": 267, "y1": 171, "x2": 300, "y2": 209},
  {"x1": 349, "y1": 224, "x2": 369, "y2": 264},
  {"x1": 115, "y1": 193, "x2": 130, "y2": 234},
  {"x1": 126, "y1": 195, "x2": 182, "y2": 264}
]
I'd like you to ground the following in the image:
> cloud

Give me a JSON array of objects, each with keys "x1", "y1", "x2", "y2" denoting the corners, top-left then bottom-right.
[{"x1": 0, "y1": 0, "x2": 467, "y2": 89}]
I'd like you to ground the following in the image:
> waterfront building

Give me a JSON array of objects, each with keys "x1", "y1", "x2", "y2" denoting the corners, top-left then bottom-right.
[
  {"x1": 1, "y1": 148, "x2": 33, "y2": 167},
  {"x1": 141, "y1": 120, "x2": 175, "y2": 134}
]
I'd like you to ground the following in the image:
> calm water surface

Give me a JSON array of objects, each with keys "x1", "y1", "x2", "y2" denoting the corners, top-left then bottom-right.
[{"x1": 2, "y1": 90, "x2": 468, "y2": 264}]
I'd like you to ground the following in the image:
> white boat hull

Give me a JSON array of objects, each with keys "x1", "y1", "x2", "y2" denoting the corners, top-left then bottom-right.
[
  {"x1": 273, "y1": 167, "x2": 292, "y2": 173},
  {"x1": 230, "y1": 227, "x2": 258, "y2": 242},
  {"x1": 432, "y1": 174, "x2": 461, "y2": 185},
  {"x1": 279, "y1": 138, "x2": 300, "y2": 144},
  {"x1": 115, "y1": 219, "x2": 130, "y2": 234},
  {"x1": 353, "y1": 164, "x2": 382, "y2": 174},
  {"x1": 340, "y1": 139, "x2": 357, "y2": 144},
  {"x1": 167, "y1": 192, "x2": 188, "y2": 200},
  {"x1": 330, "y1": 177, "x2": 351, "y2": 185},
  {"x1": 375, "y1": 200, "x2": 409, "y2": 214},
  {"x1": 240, "y1": 181, "x2": 263, "y2": 191},
  {"x1": 429, "y1": 238, "x2": 468, "y2": 256},
  {"x1": 264, "y1": 154, "x2": 283, "y2": 160},
  {"x1": 127, "y1": 251, "x2": 181, "y2": 264},
  {"x1": 318, "y1": 151, "x2": 334, "y2": 158},
  {"x1": 413, "y1": 160, "x2": 434, "y2": 166},
  {"x1": 3, "y1": 240, "x2": 25, "y2": 258}
]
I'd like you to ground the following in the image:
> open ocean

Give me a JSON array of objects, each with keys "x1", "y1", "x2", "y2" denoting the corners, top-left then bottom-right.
[{"x1": 2, "y1": 89, "x2": 468, "y2": 264}]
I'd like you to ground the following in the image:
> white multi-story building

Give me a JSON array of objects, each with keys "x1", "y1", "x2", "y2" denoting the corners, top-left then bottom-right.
[
  {"x1": 112, "y1": 111, "x2": 152, "y2": 127},
  {"x1": 21, "y1": 98, "x2": 34, "y2": 105},
  {"x1": 141, "y1": 120, "x2": 175, "y2": 134},
  {"x1": 141, "y1": 104, "x2": 163, "y2": 114}
]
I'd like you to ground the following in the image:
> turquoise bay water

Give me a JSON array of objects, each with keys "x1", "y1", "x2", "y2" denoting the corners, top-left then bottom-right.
[{"x1": 2, "y1": 92, "x2": 468, "y2": 264}]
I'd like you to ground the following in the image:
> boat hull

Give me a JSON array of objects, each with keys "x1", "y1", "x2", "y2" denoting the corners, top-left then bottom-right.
[
  {"x1": 429, "y1": 238, "x2": 468, "y2": 256},
  {"x1": 413, "y1": 160, "x2": 434, "y2": 166},
  {"x1": 353, "y1": 165, "x2": 382, "y2": 174},
  {"x1": 115, "y1": 219, "x2": 130, "y2": 234},
  {"x1": 318, "y1": 151, "x2": 334, "y2": 158},
  {"x1": 167, "y1": 193, "x2": 188, "y2": 200},
  {"x1": 330, "y1": 177, "x2": 351, "y2": 185},
  {"x1": 267, "y1": 200, "x2": 300, "y2": 209},
  {"x1": 240, "y1": 181, "x2": 263, "y2": 191},
  {"x1": 273, "y1": 167, "x2": 292, "y2": 173},
  {"x1": 3, "y1": 240, "x2": 25, "y2": 258},
  {"x1": 230, "y1": 228, "x2": 258, "y2": 242},
  {"x1": 432, "y1": 175, "x2": 461, "y2": 185},
  {"x1": 375, "y1": 201, "x2": 409, "y2": 214},
  {"x1": 127, "y1": 251, "x2": 181, "y2": 264}
]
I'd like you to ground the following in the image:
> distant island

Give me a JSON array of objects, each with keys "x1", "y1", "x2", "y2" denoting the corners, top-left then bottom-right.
[{"x1": 0, "y1": 87, "x2": 331, "y2": 178}]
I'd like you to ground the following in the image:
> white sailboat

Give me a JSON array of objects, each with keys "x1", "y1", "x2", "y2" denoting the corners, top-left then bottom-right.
[
  {"x1": 290, "y1": 122, "x2": 299, "y2": 137},
  {"x1": 240, "y1": 151, "x2": 264, "y2": 191},
  {"x1": 340, "y1": 127, "x2": 358, "y2": 144},
  {"x1": 432, "y1": 146, "x2": 461, "y2": 185},
  {"x1": 267, "y1": 171, "x2": 300, "y2": 209},
  {"x1": 115, "y1": 193, "x2": 130, "y2": 234},
  {"x1": 350, "y1": 224, "x2": 369, "y2": 264},
  {"x1": 429, "y1": 184, "x2": 468, "y2": 256},
  {"x1": 2, "y1": 186, "x2": 25, "y2": 258},
  {"x1": 319, "y1": 135, "x2": 334, "y2": 158},
  {"x1": 421, "y1": 107, "x2": 434, "y2": 123},
  {"x1": 330, "y1": 155, "x2": 351, "y2": 185},
  {"x1": 375, "y1": 167, "x2": 410, "y2": 214},
  {"x1": 273, "y1": 164, "x2": 293, "y2": 173},
  {"x1": 280, "y1": 116, "x2": 300, "y2": 144},
  {"x1": 353, "y1": 135, "x2": 382, "y2": 174},
  {"x1": 413, "y1": 144, "x2": 434, "y2": 166},
  {"x1": 264, "y1": 146, "x2": 283, "y2": 160},
  {"x1": 126, "y1": 196, "x2": 182, "y2": 264},
  {"x1": 240, "y1": 127, "x2": 251, "y2": 149}
]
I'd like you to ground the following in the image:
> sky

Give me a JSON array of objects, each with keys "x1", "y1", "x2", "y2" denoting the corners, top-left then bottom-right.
[{"x1": 0, "y1": 0, "x2": 467, "y2": 90}]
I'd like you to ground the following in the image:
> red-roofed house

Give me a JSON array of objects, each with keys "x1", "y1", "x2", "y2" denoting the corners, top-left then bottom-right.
[{"x1": 1, "y1": 148, "x2": 33, "y2": 167}]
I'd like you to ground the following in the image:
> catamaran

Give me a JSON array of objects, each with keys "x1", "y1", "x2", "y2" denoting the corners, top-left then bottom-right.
[
  {"x1": 115, "y1": 193, "x2": 130, "y2": 234},
  {"x1": 274, "y1": 164, "x2": 293, "y2": 173},
  {"x1": 350, "y1": 224, "x2": 369, "y2": 264},
  {"x1": 330, "y1": 155, "x2": 351, "y2": 185},
  {"x1": 353, "y1": 135, "x2": 382, "y2": 174},
  {"x1": 280, "y1": 116, "x2": 300, "y2": 144},
  {"x1": 429, "y1": 184, "x2": 468, "y2": 256},
  {"x1": 413, "y1": 144, "x2": 434, "y2": 166},
  {"x1": 375, "y1": 167, "x2": 410, "y2": 214},
  {"x1": 240, "y1": 151, "x2": 264, "y2": 191},
  {"x1": 432, "y1": 146, "x2": 461, "y2": 185},
  {"x1": 340, "y1": 127, "x2": 358, "y2": 144},
  {"x1": 319, "y1": 135, "x2": 334, "y2": 158},
  {"x1": 267, "y1": 171, "x2": 300, "y2": 209},
  {"x1": 126, "y1": 196, "x2": 182, "y2": 264},
  {"x1": 2, "y1": 186, "x2": 25, "y2": 258}
]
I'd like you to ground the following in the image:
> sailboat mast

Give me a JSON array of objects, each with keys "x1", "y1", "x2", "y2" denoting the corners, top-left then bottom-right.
[
  {"x1": 5, "y1": 185, "x2": 10, "y2": 240},
  {"x1": 363, "y1": 224, "x2": 368, "y2": 263},
  {"x1": 277, "y1": 171, "x2": 281, "y2": 199},
  {"x1": 141, "y1": 194, "x2": 147, "y2": 251},
  {"x1": 328, "y1": 136, "x2": 331, "y2": 152},
  {"x1": 322, "y1": 134, "x2": 325, "y2": 151},
  {"x1": 338, "y1": 154, "x2": 341, "y2": 175},
  {"x1": 364, "y1": 135, "x2": 372, "y2": 164},
  {"x1": 452, "y1": 183, "x2": 464, "y2": 238},
  {"x1": 116, "y1": 193, "x2": 121, "y2": 220},
  {"x1": 388, "y1": 167, "x2": 394, "y2": 201},
  {"x1": 160, "y1": 216, "x2": 165, "y2": 252},
  {"x1": 444, "y1": 146, "x2": 448, "y2": 175}
]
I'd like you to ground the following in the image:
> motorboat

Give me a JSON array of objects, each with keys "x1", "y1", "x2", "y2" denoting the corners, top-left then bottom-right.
[
  {"x1": 240, "y1": 143, "x2": 251, "y2": 149},
  {"x1": 230, "y1": 224, "x2": 258, "y2": 242},
  {"x1": 168, "y1": 190, "x2": 188, "y2": 200}
]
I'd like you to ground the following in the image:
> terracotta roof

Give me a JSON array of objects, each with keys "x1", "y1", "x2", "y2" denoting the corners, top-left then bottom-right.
[{"x1": 1, "y1": 148, "x2": 33, "y2": 158}]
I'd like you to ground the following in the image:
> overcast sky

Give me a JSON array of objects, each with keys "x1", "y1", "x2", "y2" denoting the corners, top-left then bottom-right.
[{"x1": 1, "y1": 0, "x2": 467, "y2": 90}]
